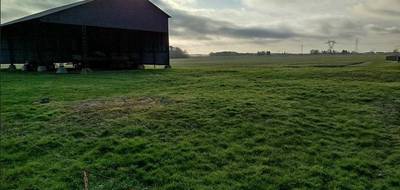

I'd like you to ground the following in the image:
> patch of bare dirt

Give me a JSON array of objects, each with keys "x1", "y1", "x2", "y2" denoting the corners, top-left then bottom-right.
[
  {"x1": 59, "y1": 97, "x2": 175, "y2": 124},
  {"x1": 74, "y1": 97, "x2": 163, "y2": 113}
]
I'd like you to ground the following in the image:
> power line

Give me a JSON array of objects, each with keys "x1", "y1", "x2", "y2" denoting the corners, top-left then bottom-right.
[{"x1": 326, "y1": 40, "x2": 337, "y2": 53}]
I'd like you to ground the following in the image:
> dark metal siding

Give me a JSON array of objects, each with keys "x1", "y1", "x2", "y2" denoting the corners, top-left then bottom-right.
[
  {"x1": 1, "y1": 22, "x2": 39, "y2": 64},
  {"x1": 0, "y1": 26, "x2": 10, "y2": 63},
  {"x1": 0, "y1": 0, "x2": 170, "y2": 67},
  {"x1": 40, "y1": 0, "x2": 169, "y2": 32},
  {"x1": 0, "y1": 23, "x2": 170, "y2": 67}
]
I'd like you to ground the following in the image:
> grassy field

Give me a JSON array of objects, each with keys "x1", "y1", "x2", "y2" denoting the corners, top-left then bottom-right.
[{"x1": 1, "y1": 55, "x2": 399, "y2": 189}]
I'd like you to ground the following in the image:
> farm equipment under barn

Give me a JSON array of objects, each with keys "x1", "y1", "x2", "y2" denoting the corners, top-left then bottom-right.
[{"x1": 0, "y1": 0, "x2": 170, "y2": 71}]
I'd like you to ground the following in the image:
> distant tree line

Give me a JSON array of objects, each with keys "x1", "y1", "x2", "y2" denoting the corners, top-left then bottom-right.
[
  {"x1": 210, "y1": 51, "x2": 242, "y2": 56},
  {"x1": 208, "y1": 49, "x2": 398, "y2": 57},
  {"x1": 310, "y1": 49, "x2": 355, "y2": 55},
  {"x1": 257, "y1": 51, "x2": 271, "y2": 56},
  {"x1": 210, "y1": 51, "x2": 272, "y2": 56},
  {"x1": 170, "y1": 46, "x2": 189, "y2": 58}
]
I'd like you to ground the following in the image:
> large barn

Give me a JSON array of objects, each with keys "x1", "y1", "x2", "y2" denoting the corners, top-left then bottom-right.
[{"x1": 0, "y1": 0, "x2": 170, "y2": 71}]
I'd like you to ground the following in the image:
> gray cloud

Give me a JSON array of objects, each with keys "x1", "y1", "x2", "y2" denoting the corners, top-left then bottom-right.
[
  {"x1": 1, "y1": 7, "x2": 31, "y2": 21},
  {"x1": 353, "y1": 0, "x2": 400, "y2": 20},
  {"x1": 366, "y1": 24, "x2": 400, "y2": 34},
  {"x1": 154, "y1": 0, "x2": 374, "y2": 45},
  {"x1": 171, "y1": 10, "x2": 296, "y2": 40},
  {"x1": 2, "y1": 0, "x2": 297, "y2": 41},
  {"x1": 2, "y1": 0, "x2": 399, "y2": 53},
  {"x1": 306, "y1": 17, "x2": 367, "y2": 39},
  {"x1": 1, "y1": 0, "x2": 80, "y2": 23},
  {"x1": 152, "y1": 0, "x2": 297, "y2": 41}
]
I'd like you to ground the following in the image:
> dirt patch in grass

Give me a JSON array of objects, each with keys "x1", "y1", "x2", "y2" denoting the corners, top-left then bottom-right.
[
  {"x1": 61, "y1": 97, "x2": 175, "y2": 124},
  {"x1": 74, "y1": 97, "x2": 162, "y2": 112}
]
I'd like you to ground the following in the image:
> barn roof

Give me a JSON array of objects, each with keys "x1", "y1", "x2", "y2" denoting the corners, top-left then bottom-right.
[
  {"x1": 1, "y1": 0, "x2": 94, "y2": 27},
  {"x1": 1, "y1": 0, "x2": 170, "y2": 32}
]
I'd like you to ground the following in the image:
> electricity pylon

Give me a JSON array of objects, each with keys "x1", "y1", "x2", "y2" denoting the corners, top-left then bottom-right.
[
  {"x1": 355, "y1": 38, "x2": 359, "y2": 52},
  {"x1": 326, "y1": 40, "x2": 337, "y2": 53}
]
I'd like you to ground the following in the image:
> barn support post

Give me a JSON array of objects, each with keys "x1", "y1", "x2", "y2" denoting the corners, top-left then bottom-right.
[
  {"x1": 82, "y1": 25, "x2": 88, "y2": 66},
  {"x1": 36, "y1": 23, "x2": 50, "y2": 72},
  {"x1": 55, "y1": 27, "x2": 67, "y2": 74},
  {"x1": 167, "y1": 32, "x2": 170, "y2": 66},
  {"x1": 27, "y1": 23, "x2": 40, "y2": 71},
  {"x1": 80, "y1": 25, "x2": 91, "y2": 73},
  {"x1": 22, "y1": 24, "x2": 29, "y2": 66},
  {"x1": 7, "y1": 45, "x2": 17, "y2": 71},
  {"x1": 6, "y1": 32, "x2": 17, "y2": 71},
  {"x1": 138, "y1": 32, "x2": 145, "y2": 70},
  {"x1": 0, "y1": 25, "x2": 2, "y2": 49},
  {"x1": 153, "y1": 42, "x2": 156, "y2": 68},
  {"x1": 165, "y1": 32, "x2": 171, "y2": 69}
]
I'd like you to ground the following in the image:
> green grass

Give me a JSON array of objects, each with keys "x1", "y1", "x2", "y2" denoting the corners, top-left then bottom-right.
[{"x1": 1, "y1": 55, "x2": 399, "y2": 189}]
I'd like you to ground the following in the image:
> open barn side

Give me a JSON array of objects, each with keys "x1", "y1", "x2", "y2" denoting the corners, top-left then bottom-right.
[
  {"x1": 1, "y1": 22, "x2": 169, "y2": 70},
  {"x1": 0, "y1": 0, "x2": 171, "y2": 71}
]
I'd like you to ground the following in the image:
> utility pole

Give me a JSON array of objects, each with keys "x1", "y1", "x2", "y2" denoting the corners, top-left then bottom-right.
[
  {"x1": 355, "y1": 38, "x2": 359, "y2": 52},
  {"x1": 301, "y1": 41, "x2": 304, "y2": 55}
]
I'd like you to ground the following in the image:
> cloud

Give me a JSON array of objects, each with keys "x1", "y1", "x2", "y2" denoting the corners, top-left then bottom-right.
[
  {"x1": 169, "y1": 9, "x2": 297, "y2": 40},
  {"x1": 366, "y1": 24, "x2": 400, "y2": 34},
  {"x1": 353, "y1": 0, "x2": 400, "y2": 19},
  {"x1": 1, "y1": 7, "x2": 31, "y2": 22},
  {"x1": 300, "y1": 16, "x2": 367, "y2": 39},
  {"x1": 1, "y1": 0, "x2": 81, "y2": 23},
  {"x1": 1, "y1": 0, "x2": 399, "y2": 53}
]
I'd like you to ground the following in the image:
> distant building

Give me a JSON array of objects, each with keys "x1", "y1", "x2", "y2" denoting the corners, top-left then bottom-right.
[
  {"x1": 257, "y1": 51, "x2": 271, "y2": 56},
  {"x1": 386, "y1": 53, "x2": 400, "y2": 63},
  {"x1": 0, "y1": 0, "x2": 171, "y2": 70}
]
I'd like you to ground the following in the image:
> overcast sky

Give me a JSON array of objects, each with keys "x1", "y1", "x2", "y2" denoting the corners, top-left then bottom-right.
[{"x1": 1, "y1": 0, "x2": 399, "y2": 54}]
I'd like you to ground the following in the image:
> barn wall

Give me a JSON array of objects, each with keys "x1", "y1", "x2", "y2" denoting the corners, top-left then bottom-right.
[
  {"x1": 1, "y1": 22, "x2": 170, "y2": 68},
  {"x1": 40, "y1": 0, "x2": 169, "y2": 33},
  {"x1": 84, "y1": 25, "x2": 169, "y2": 68},
  {"x1": 0, "y1": 22, "x2": 39, "y2": 64},
  {"x1": 0, "y1": 26, "x2": 11, "y2": 63}
]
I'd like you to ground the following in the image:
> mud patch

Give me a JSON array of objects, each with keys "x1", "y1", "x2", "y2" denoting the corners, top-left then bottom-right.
[
  {"x1": 63, "y1": 97, "x2": 175, "y2": 124},
  {"x1": 74, "y1": 97, "x2": 163, "y2": 112}
]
